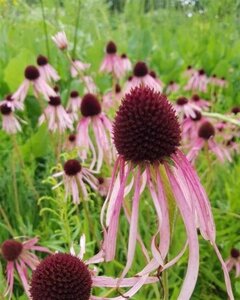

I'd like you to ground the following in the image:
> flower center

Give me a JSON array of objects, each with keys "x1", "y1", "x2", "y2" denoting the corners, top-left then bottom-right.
[
  {"x1": 192, "y1": 94, "x2": 200, "y2": 102},
  {"x1": 198, "y1": 69, "x2": 205, "y2": 76},
  {"x1": 25, "y1": 65, "x2": 40, "y2": 80},
  {"x1": 37, "y1": 55, "x2": 48, "y2": 66},
  {"x1": 231, "y1": 248, "x2": 240, "y2": 258},
  {"x1": 106, "y1": 41, "x2": 117, "y2": 54},
  {"x1": 70, "y1": 91, "x2": 79, "y2": 98},
  {"x1": 80, "y1": 94, "x2": 101, "y2": 117},
  {"x1": 198, "y1": 121, "x2": 215, "y2": 140},
  {"x1": 113, "y1": 86, "x2": 181, "y2": 164},
  {"x1": 6, "y1": 94, "x2": 14, "y2": 102},
  {"x1": 133, "y1": 61, "x2": 148, "y2": 77},
  {"x1": 176, "y1": 97, "x2": 188, "y2": 106},
  {"x1": 149, "y1": 70, "x2": 156, "y2": 78},
  {"x1": 0, "y1": 104, "x2": 12, "y2": 115},
  {"x1": 231, "y1": 106, "x2": 240, "y2": 115},
  {"x1": 49, "y1": 96, "x2": 61, "y2": 106},
  {"x1": 30, "y1": 253, "x2": 92, "y2": 300},
  {"x1": 64, "y1": 159, "x2": 81, "y2": 176},
  {"x1": 190, "y1": 111, "x2": 202, "y2": 121},
  {"x1": 98, "y1": 177, "x2": 104, "y2": 185},
  {"x1": 68, "y1": 134, "x2": 76, "y2": 142},
  {"x1": 1, "y1": 240, "x2": 23, "y2": 261},
  {"x1": 115, "y1": 84, "x2": 121, "y2": 93},
  {"x1": 121, "y1": 53, "x2": 127, "y2": 58}
]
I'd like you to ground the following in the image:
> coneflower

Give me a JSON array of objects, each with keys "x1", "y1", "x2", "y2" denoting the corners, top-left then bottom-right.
[
  {"x1": 185, "y1": 68, "x2": 208, "y2": 92},
  {"x1": 0, "y1": 93, "x2": 23, "y2": 111},
  {"x1": 101, "y1": 86, "x2": 233, "y2": 300},
  {"x1": 77, "y1": 93, "x2": 113, "y2": 171},
  {"x1": 1, "y1": 237, "x2": 50, "y2": 298},
  {"x1": 187, "y1": 121, "x2": 232, "y2": 163},
  {"x1": 100, "y1": 41, "x2": 124, "y2": 79},
  {"x1": 125, "y1": 61, "x2": 161, "y2": 93},
  {"x1": 36, "y1": 54, "x2": 60, "y2": 82},
  {"x1": 175, "y1": 96, "x2": 201, "y2": 119},
  {"x1": 39, "y1": 96, "x2": 73, "y2": 132},
  {"x1": 12, "y1": 65, "x2": 56, "y2": 103},
  {"x1": 0, "y1": 104, "x2": 22, "y2": 134},
  {"x1": 225, "y1": 248, "x2": 240, "y2": 278},
  {"x1": 53, "y1": 159, "x2": 98, "y2": 204}
]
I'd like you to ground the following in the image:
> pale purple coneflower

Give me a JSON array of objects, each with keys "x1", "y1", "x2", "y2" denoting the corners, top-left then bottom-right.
[
  {"x1": 51, "y1": 31, "x2": 68, "y2": 50},
  {"x1": 102, "y1": 84, "x2": 122, "y2": 111},
  {"x1": 70, "y1": 59, "x2": 91, "y2": 77},
  {"x1": 97, "y1": 177, "x2": 111, "y2": 197},
  {"x1": 124, "y1": 61, "x2": 162, "y2": 93},
  {"x1": 190, "y1": 94, "x2": 210, "y2": 110},
  {"x1": 82, "y1": 75, "x2": 98, "y2": 94},
  {"x1": 231, "y1": 106, "x2": 240, "y2": 116},
  {"x1": 175, "y1": 96, "x2": 201, "y2": 119},
  {"x1": 53, "y1": 159, "x2": 98, "y2": 204},
  {"x1": 12, "y1": 65, "x2": 56, "y2": 103},
  {"x1": 182, "y1": 111, "x2": 205, "y2": 142},
  {"x1": 185, "y1": 69, "x2": 209, "y2": 92},
  {"x1": 76, "y1": 93, "x2": 113, "y2": 172},
  {"x1": 64, "y1": 133, "x2": 77, "y2": 151},
  {"x1": 66, "y1": 90, "x2": 81, "y2": 121},
  {"x1": 166, "y1": 80, "x2": 179, "y2": 94},
  {"x1": 100, "y1": 41, "x2": 124, "y2": 79},
  {"x1": 225, "y1": 248, "x2": 240, "y2": 278},
  {"x1": 149, "y1": 70, "x2": 164, "y2": 89},
  {"x1": 218, "y1": 76, "x2": 227, "y2": 88},
  {"x1": 184, "y1": 65, "x2": 195, "y2": 77},
  {"x1": 36, "y1": 55, "x2": 60, "y2": 82},
  {"x1": 1, "y1": 237, "x2": 50, "y2": 298},
  {"x1": 29, "y1": 235, "x2": 158, "y2": 300},
  {"x1": 0, "y1": 93, "x2": 24, "y2": 111},
  {"x1": 187, "y1": 121, "x2": 232, "y2": 163},
  {"x1": 100, "y1": 86, "x2": 234, "y2": 300},
  {"x1": 121, "y1": 53, "x2": 132, "y2": 73},
  {"x1": 38, "y1": 96, "x2": 73, "y2": 133},
  {"x1": 0, "y1": 104, "x2": 22, "y2": 134},
  {"x1": 209, "y1": 74, "x2": 219, "y2": 86}
]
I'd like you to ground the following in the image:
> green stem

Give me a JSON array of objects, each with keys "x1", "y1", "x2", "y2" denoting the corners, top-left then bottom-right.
[
  {"x1": 40, "y1": 0, "x2": 51, "y2": 58},
  {"x1": 202, "y1": 111, "x2": 240, "y2": 126},
  {"x1": 162, "y1": 269, "x2": 169, "y2": 300},
  {"x1": 72, "y1": 0, "x2": 81, "y2": 58}
]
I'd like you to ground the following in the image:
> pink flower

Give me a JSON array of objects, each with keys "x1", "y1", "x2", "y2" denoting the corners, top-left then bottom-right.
[
  {"x1": 77, "y1": 93, "x2": 114, "y2": 172},
  {"x1": 124, "y1": 61, "x2": 162, "y2": 93},
  {"x1": 70, "y1": 59, "x2": 90, "y2": 77},
  {"x1": 149, "y1": 70, "x2": 164, "y2": 89},
  {"x1": 36, "y1": 55, "x2": 60, "y2": 82},
  {"x1": 100, "y1": 41, "x2": 124, "y2": 79},
  {"x1": 166, "y1": 80, "x2": 179, "y2": 94},
  {"x1": 185, "y1": 69, "x2": 209, "y2": 92},
  {"x1": 182, "y1": 111, "x2": 205, "y2": 142},
  {"x1": 52, "y1": 31, "x2": 68, "y2": 50},
  {"x1": 102, "y1": 84, "x2": 122, "y2": 111},
  {"x1": 13, "y1": 65, "x2": 56, "y2": 103},
  {"x1": 53, "y1": 159, "x2": 99, "y2": 205},
  {"x1": 66, "y1": 90, "x2": 81, "y2": 121},
  {"x1": 0, "y1": 104, "x2": 22, "y2": 134},
  {"x1": 82, "y1": 76, "x2": 98, "y2": 94},
  {"x1": 29, "y1": 237, "x2": 159, "y2": 300},
  {"x1": 97, "y1": 177, "x2": 111, "y2": 197},
  {"x1": 0, "y1": 93, "x2": 23, "y2": 111},
  {"x1": 225, "y1": 248, "x2": 240, "y2": 278},
  {"x1": 191, "y1": 94, "x2": 210, "y2": 110},
  {"x1": 187, "y1": 121, "x2": 232, "y2": 163},
  {"x1": 175, "y1": 96, "x2": 201, "y2": 119},
  {"x1": 184, "y1": 65, "x2": 196, "y2": 78},
  {"x1": 64, "y1": 133, "x2": 77, "y2": 151},
  {"x1": 1, "y1": 237, "x2": 50, "y2": 298},
  {"x1": 100, "y1": 86, "x2": 233, "y2": 300},
  {"x1": 120, "y1": 53, "x2": 132, "y2": 72},
  {"x1": 39, "y1": 96, "x2": 73, "y2": 132}
]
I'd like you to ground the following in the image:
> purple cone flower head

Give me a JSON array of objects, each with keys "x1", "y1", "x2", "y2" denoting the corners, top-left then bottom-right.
[
  {"x1": 225, "y1": 248, "x2": 240, "y2": 278},
  {"x1": 36, "y1": 55, "x2": 60, "y2": 82},
  {"x1": 0, "y1": 104, "x2": 22, "y2": 134},
  {"x1": 100, "y1": 86, "x2": 234, "y2": 300}
]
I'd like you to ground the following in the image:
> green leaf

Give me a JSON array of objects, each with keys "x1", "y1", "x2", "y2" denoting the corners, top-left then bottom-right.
[{"x1": 3, "y1": 49, "x2": 35, "y2": 91}]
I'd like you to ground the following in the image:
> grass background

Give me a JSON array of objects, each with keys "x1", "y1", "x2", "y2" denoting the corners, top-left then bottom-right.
[{"x1": 0, "y1": 0, "x2": 240, "y2": 299}]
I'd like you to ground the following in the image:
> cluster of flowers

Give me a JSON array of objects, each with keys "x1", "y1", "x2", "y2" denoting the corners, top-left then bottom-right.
[{"x1": 0, "y1": 31, "x2": 239, "y2": 299}]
